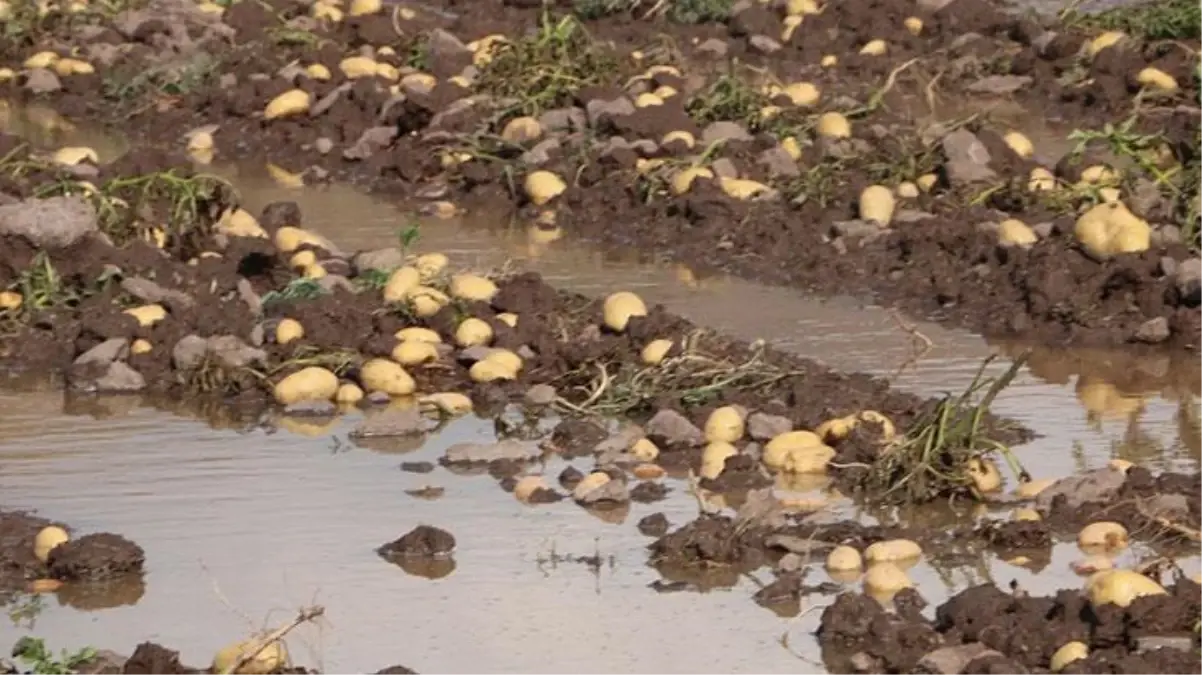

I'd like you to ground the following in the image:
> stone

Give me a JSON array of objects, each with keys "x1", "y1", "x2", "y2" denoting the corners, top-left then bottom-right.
[
  {"x1": 0, "y1": 196, "x2": 98, "y2": 248},
  {"x1": 941, "y1": 129, "x2": 997, "y2": 185}
]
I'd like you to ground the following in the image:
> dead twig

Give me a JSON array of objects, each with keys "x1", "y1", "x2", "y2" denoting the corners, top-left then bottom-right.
[
  {"x1": 222, "y1": 605, "x2": 326, "y2": 675},
  {"x1": 1137, "y1": 498, "x2": 1202, "y2": 542}
]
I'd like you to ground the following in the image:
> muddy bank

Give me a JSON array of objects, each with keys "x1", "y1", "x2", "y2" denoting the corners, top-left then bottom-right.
[{"x1": 0, "y1": 0, "x2": 1197, "y2": 350}]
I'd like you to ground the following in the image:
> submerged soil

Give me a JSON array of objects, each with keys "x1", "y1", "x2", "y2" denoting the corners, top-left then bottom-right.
[{"x1": 0, "y1": 0, "x2": 1197, "y2": 351}]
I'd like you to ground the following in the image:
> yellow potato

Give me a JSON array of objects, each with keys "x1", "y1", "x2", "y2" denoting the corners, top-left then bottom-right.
[
  {"x1": 671, "y1": 167, "x2": 714, "y2": 195},
  {"x1": 496, "y1": 312, "x2": 518, "y2": 328},
  {"x1": 275, "y1": 226, "x2": 335, "y2": 254},
  {"x1": 392, "y1": 340, "x2": 439, "y2": 366},
  {"x1": 52, "y1": 146, "x2": 98, "y2": 166},
  {"x1": 524, "y1": 171, "x2": 566, "y2": 206},
  {"x1": 501, "y1": 116, "x2": 543, "y2": 143},
  {"x1": 130, "y1": 339, "x2": 152, "y2": 355},
  {"x1": 264, "y1": 89, "x2": 311, "y2": 120},
  {"x1": 700, "y1": 441, "x2": 738, "y2": 480},
  {"x1": 859, "y1": 39, "x2": 887, "y2": 56},
  {"x1": 383, "y1": 266, "x2": 422, "y2": 303},
  {"x1": 449, "y1": 274, "x2": 498, "y2": 302},
  {"x1": 1050, "y1": 641, "x2": 1088, "y2": 673},
  {"x1": 859, "y1": 185, "x2": 896, "y2": 225},
  {"x1": 0, "y1": 290, "x2": 23, "y2": 311},
  {"x1": 1012, "y1": 508, "x2": 1042, "y2": 522},
  {"x1": 409, "y1": 286, "x2": 450, "y2": 317},
  {"x1": 634, "y1": 92, "x2": 664, "y2": 108},
  {"x1": 124, "y1": 304, "x2": 167, "y2": 327},
  {"x1": 420, "y1": 392, "x2": 473, "y2": 415},
  {"x1": 967, "y1": 458, "x2": 1002, "y2": 492},
  {"x1": 864, "y1": 539, "x2": 922, "y2": 563},
  {"x1": 1136, "y1": 67, "x2": 1178, "y2": 92},
  {"x1": 602, "y1": 291, "x2": 647, "y2": 332},
  {"x1": 289, "y1": 250, "x2": 317, "y2": 271},
  {"x1": 335, "y1": 382, "x2": 364, "y2": 404},
  {"x1": 704, "y1": 406, "x2": 744, "y2": 443},
  {"x1": 395, "y1": 327, "x2": 442, "y2": 344},
  {"x1": 212, "y1": 638, "x2": 288, "y2": 675},
  {"x1": 413, "y1": 253, "x2": 449, "y2": 280},
  {"x1": 1074, "y1": 201, "x2": 1150, "y2": 259},
  {"x1": 662, "y1": 130, "x2": 696, "y2": 149},
  {"x1": 455, "y1": 318, "x2": 493, "y2": 347},
  {"x1": 273, "y1": 367, "x2": 340, "y2": 404},
  {"x1": 304, "y1": 63, "x2": 331, "y2": 81},
  {"x1": 762, "y1": 431, "x2": 826, "y2": 471},
  {"x1": 275, "y1": 318, "x2": 304, "y2": 345},
  {"x1": 1078, "y1": 521, "x2": 1128, "y2": 550},
  {"x1": 348, "y1": 0, "x2": 382, "y2": 16},
  {"x1": 630, "y1": 437, "x2": 659, "y2": 462},
  {"x1": 572, "y1": 471, "x2": 611, "y2": 501},
  {"x1": 641, "y1": 339, "x2": 673, "y2": 365},
  {"x1": 1087, "y1": 31, "x2": 1125, "y2": 57},
  {"x1": 482, "y1": 349, "x2": 522, "y2": 374},
  {"x1": 514, "y1": 475, "x2": 550, "y2": 503},
  {"x1": 916, "y1": 173, "x2": 938, "y2": 192},
  {"x1": 826, "y1": 545, "x2": 863, "y2": 571},
  {"x1": 903, "y1": 17, "x2": 922, "y2": 35},
  {"x1": 360, "y1": 358, "x2": 416, "y2": 396},
  {"x1": 895, "y1": 182, "x2": 919, "y2": 199},
  {"x1": 24, "y1": 51, "x2": 59, "y2": 69},
  {"x1": 34, "y1": 526, "x2": 69, "y2": 563},
  {"x1": 816, "y1": 112, "x2": 851, "y2": 139},
  {"x1": 998, "y1": 218, "x2": 1038, "y2": 247},
  {"x1": 781, "y1": 82, "x2": 820, "y2": 107},
  {"x1": 469, "y1": 358, "x2": 516, "y2": 383},
  {"x1": 1003, "y1": 131, "x2": 1034, "y2": 158},
  {"x1": 1085, "y1": 569, "x2": 1166, "y2": 607},
  {"x1": 863, "y1": 562, "x2": 912, "y2": 594}
]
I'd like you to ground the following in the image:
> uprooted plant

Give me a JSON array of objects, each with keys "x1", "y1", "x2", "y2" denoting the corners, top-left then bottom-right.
[{"x1": 865, "y1": 354, "x2": 1030, "y2": 504}]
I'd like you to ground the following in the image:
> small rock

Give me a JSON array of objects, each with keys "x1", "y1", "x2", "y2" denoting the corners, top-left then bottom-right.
[
  {"x1": 316, "y1": 274, "x2": 355, "y2": 294},
  {"x1": 310, "y1": 82, "x2": 351, "y2": 117},
  {"x1": 47, "y1": 532, "x2": 144, "y2": 581},
  {"x1": 521, "y1": 138, "x2": 561, "y2": 166},
  {"x1": 915, "y1": 643, "x2": 995, "y2": 675},
  {"x1": 710, "y1": 157, "x2": 739, "y2": 179},
  {"x1": 237, "y1": 278, "x2": 262, "y2": 315},
  {"x1": 120, "y1": 277, "x2": 194, "y2": 309},
  {"x1": 353, "y1": 247, "x2": 405, "y2": 274},
  {"x1": 443, "y1": 439, "x2": 540, "y2": 464},
  {"x1": 1174, "y1": 257, "x2": 1200, "y2": 306},
  {"x1": 427, "y1": 28, "x2": 471, "y2": 62},
  {"x1": 757, "y1": 147, "x2": 800, "y2": 177},
  {"x1": 575, "y1": 477, "x2": 631, "y2": 506},
  {"x1": 747, "y1": 412, "x2": 792, "y2": 440},
  {"x1": 282, "y1": 400, "x2": 338, "y2": 417},
  {"x1": 524, "y1": 384, "x2": 557, "y2": 406},
  {"x1": 76, "y1": 362, "x2": 146, "y2": 393},
  {"x1": 832, "y1": 219, "x2": 884, "y2": 239},
  {"x1": 749, "y1": 35, "x2": 782, "y2": 54},
  {"x1": 377, "y1": 525, "x2": 455, "y2": 560},
  {"x1": 538, "y1": 107, "x2": 586, "y2": 133},
  {"x1": 1133, "y1": 317, "x2": 1170, "y2": 344},
  {"x1": 941, "y1": 129, "x2": 997, "y2": 185},
  {"x1": 1135, "y1": 635, "x2": 1194, "y2": 653},
  {"x1": 206, "y1": 335, "x2": 266, "y2": 369},
  {"x1": 637, "y1": 513, "x2": 670, "y2": 537},
  {"x1": 351, "y1": 408, "x2": 438, "y2": 438},
  {"x1": 701, "y1": 121, "x2": 753, "y2": 145},
  {"x1": 1139, "y1": 493, "x2": 1190, "y2": 520},
  {"x1": 314, "y1": 137, "x2": 334, "y2": 154},
  {"x1": 23, "y1": 68, "x2": 62, "y2": 94},
  {"x1": 343, "y1": 126, "x2": 398, "y2": 161},
  {"x1": 74, "y1": 338, "x2": 130, "y2": 367},
  {"x1": 696, "y1": 38, "x2": 729, "y2": 58},
  {"x1": 1035, "y1": 467, "x2": 1126, "y2": 514},
  {"x1": 585, "y1": 97, "x2": 635, "y2": 128},
  {"x1": 170, "y1": 335, "x2": 209, "y2": 371},
  {"x1": 644, "y1": 408, "x2": 704, "y2": 447},
  {"x1": 777, "y1": 552, "x2": 804, "y2": 573},
  {"x1": 1128, "y1": 178, "x2": 1165, "y2": 218},
  {"x1": 0, "y1": 195, "x2": 99, "y2": 248}
]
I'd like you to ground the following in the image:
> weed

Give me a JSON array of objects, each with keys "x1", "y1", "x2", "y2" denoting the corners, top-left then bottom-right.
[
  {"x1": 477, "y1": 13, "x2": 621, "y2": 118},
  {"x1": 353, "y1": 268, "x2": 391, "y2": 291},
  {"x1": 686, "y1": 72, "x2": 770, "y2": 127},
  {"x1": 398, "y1": 218, "x2": 421, "y2": 254},
  {"x1": 5, "y1": 595, "x2": 45, "y2": 630},
  {"x1": 867, "y1": 355, "x2": 1028, "y2": 504},
  {"x1": 260, "y1": 278, "x2": 328, "y2": 308},
  {"x1": 1068, "y1": 0, "x2": 1201, "y2": 40},
  {"x1": 402, "y1": 35, "x2": 431, "y2": 71},
  {"x1": 13, "y1": 253, "x2": 79, "y2": 313},
  {"x1": 267, "y1": 26, "x2": 324, "y2": 47},
  {"x1": 573, "y1": 0, "x2": 732, "y2": 23},
  {"x1": 10, "y1": 637, "x2": 97, "y2": 675},
  {"x1": 102, "y1": 53, "x2": 220, "y2": 112}
]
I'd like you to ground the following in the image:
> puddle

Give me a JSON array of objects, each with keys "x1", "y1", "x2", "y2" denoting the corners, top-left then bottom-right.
[{"x1": 1, "y1": 107, "x2": 1199, "y2": 672}]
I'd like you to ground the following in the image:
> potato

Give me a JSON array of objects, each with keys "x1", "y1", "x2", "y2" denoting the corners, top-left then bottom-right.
[
  {"x1": 700, "y1": 441, "x2": 738, "y2": 480},
  {"x1": 859, "y1": 185, "x2": 895, "y2": 225},
  {"x1": 382, "y1": 266, "x2": 422, "y2": 303},
  {"x1": 1003, "y1": 131, "x2": 1034, "y2": 158},
  {"x1": 524, "y1": 171, "x2": 566, "y2": 206},
  {"x1": 1087, "y1": 31, "x2": 1124, "y2": 57},
  {"x1": 863, "y1": 562, "x2": 911, "y2": 594},
  {"x1": 272, "y1": 367, "x2": 338, "y2": 405},
  {"x1": 211, "y1": 638, "x2": 289, "y2": 675},
  {"x1": 455, "y1": 318, "x2": 494, "y2": 347},
  {"x1": 1013, "y1": 477, "x2": 1055, "y2": 499},
  {"x1": 304, "y1": 63, "x2": 331, "y2": 81},
  {"x1": 414, "y1": 253, "x2": 449, "y2": 280},
  {"x1": 303, "y1": 263, "x2": 326, "y2": 280},
  {"x1": 1086, "y1": 569, "x2": 1166, "y2": 608},
  {"x1": 864, "y1": 539, "x2": 922, "y2": 563},
  {"x1": 0, "y1": 290, "x2": 23, "y2": 311},
  {"x1": 335, "y1": 382, "x2": 364, "y2": 404},
  {"x1": 826, "y1": 545, "x2": 863, "y2": 572},
  {"x1": 762, "y1": 430, "x2": 825, "y2": 470},
  {"x1": 903, "y1": 17, "x2": 923, "y2": 35},
  {"x1": 312, "y1": 1, "x2": 342, "y2": 20},
  {"x1": 781, "y1": 15, "x2": 802, "y2": 42},
  {"x1": 641, "y1": 339, "x2": 673, "y2": 365},
  {"x1": 125, "y1": 304, "x2": 167, "y2": 327},
  {"x1": 895, "y1": 181, "x2": 919, "y2": 199},
  {"x1": 719, "y1": 177, "x2": 772, "y2": 201},
  {"x1": 1012, "y1": 508, "x2": 1041, "y2": 522},
  {"x1": 360, "y1": 358, "x2": 416, "y2": 396},
  {"x1": 130, "y1": 339, "x2": 152, "y2": 355},
  {"x1": 634, "y1": 92, "x2": 664, "y2": 108},
  {"x1": 469, "y1": 358, "x2": 516, "y2": 383},
  {"x1": 781, "y1": 136, "x2": 802, "y2": 161},
  {"x1": 395, "y1": 327, "x2": 442, "y2": 344},
  {"x1": 1107, "y1": 459, "x2": 1134, "y2": 473},
  {"x1": 1074, "y1": 201, "x2": 1150, "y2": 259},
  {"x1": 1136, "y1": 67, "x2": 1177, "y2": 92},
  {"x1": 781, "y1": 82, "x2": 820, "y2": 107},
  {"x1": 662, "y1": 130, "x2": 696, "y2": 149},
  {"x1": 449, "y1": 274, "x2": 498, "y2": 302},
  {"x1": 289, "y1": 250, "x2": 317, "y2": 270},
  {"x1": 483, "y1": 349, "x2": 522, "y2": 374},
  {"x1": 392, "y1": 340, "x2": 439, "y2": 366},
  {"x1": 916, "y1": 173, "x2": 938, "y2": 192},
  {"x1": 275, "y1": 226, "x2": 336, "y2": 254},
  {"x1": 340, "y1": 56, "x2": 379, "y2": 79},
  {"x1": 264, "y1": 89, "x2": 311, "y2": 120},
  {"x1": 34, "y1": 526, "x2": 69, "y2": 563},
  {"x1": 859, "y1": 39, "x2": 887, "y2": 56},
  {"x1": 1078, "y1": 521, "x2": 1128, "y2": 550},
  {"x1": 602, "y1": 291, "x2": 647, "y2": 332},
  {"x1": 671, "y1": 166, "x2": 714, "y2": 195},
  {"x1": 632, "y1": 463, "x2": 665, "y2": 480},
  {"x1": 820, "y1": 55, "x2": 837, "y2": 67},
  {"x1": 348, "y1": 0, "x2": 381, "y2": 15},
  {"x1": 419, "y1": 392, "x2": 473, "y2": 415},
  {"x1": 572, "y1": 472, "x2": 611, "y2": 501},
  {"x1": 275, "y1": 318, "x2": 304, "y2": 345},
  {"x1": 704, "y1": 406, "x2": 744, "y2": 443},
  {"x1": 1050, "y1": 641, "x2": 1088, "y2": 673},
  {"x1": 816, "y1": 112, "x2": 850, "y2": 139},
  {"x1": 998, "y1": 218, "x2": 1038, "y2": 247},
  {"x1": 217, "y1": 208, "x2": 267, "y2": 238},
  {"x1": 24, "y1": 51, "x2": 59, "y2": 69},
  {"x1": 496, "y1": 312, "x2": 518, "y2": 328},
  {"x1": 967, "y1": 458, "x2": 1002, "y2": 492},
  {"x1": 52, "y1": 146, "x2": 98, "y2": 166},
  {"x1": 409, "y1": 286, "x2": 450, "y2": 317},
  {"x1": 501, "y1": 117, "x2": 543, "y2": 144},
  {"x1": 514, "y1": 475, "x2": 550, "y2": 503},
  {"x1": 400, "y1": 72, "x2": 437, "y2": 94},
  {"x1": 630, "y1": 438, "x2": 659, "y2": 462}
]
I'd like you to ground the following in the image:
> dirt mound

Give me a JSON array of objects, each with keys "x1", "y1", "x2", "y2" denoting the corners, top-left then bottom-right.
[{"x1": 0, "y1": 510, "x2": 145, "y2": 600}]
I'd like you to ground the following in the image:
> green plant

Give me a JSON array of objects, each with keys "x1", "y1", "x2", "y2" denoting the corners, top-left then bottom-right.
[
  {"x1": 573, "y1": 0, "x2": 732, "y2": 23},
  {"x1": 1067, "y1": 0, "x2": 1201, "y2": 40},
  {"x1": 5, "y1": 595, "x2": 45, "y2": 630},
  {"x1": 10, "y1": 637, "x2": 97, "y2": 675},
  {"x1": 14, "y1": 253, "x2": 77, "y2": 312},
  {"x1": 260, "y1": 278, "x2": 328, "y2": 308},
  {"x1": 398, "y1": 218, "x2": 421, "y2": 254}
]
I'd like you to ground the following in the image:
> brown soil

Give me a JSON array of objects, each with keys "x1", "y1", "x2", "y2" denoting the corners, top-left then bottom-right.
[
  {"x1": 0, "y1": 510, "x2": 144, "y2": 600},
  {"x1": 1, "y1": 0, "x2": 1197, "y2": 350}
]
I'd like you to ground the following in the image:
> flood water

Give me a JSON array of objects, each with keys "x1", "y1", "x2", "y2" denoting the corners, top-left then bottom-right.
[{"x1": 1, "y1": 102, "x2": 1199, "y2": 672}]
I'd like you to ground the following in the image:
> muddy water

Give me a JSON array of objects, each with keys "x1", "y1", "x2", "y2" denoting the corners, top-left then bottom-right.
[{"x1": 1, "y1": 113, "x2": 1200, "y2": 671}]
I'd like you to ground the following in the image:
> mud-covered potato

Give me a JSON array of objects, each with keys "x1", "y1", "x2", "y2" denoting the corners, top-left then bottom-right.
[{"x1": 700, "y1": 441, "x2": 738, "y2": 480}]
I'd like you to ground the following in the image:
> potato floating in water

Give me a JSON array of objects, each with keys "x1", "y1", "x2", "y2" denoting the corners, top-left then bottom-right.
[
  {"x1": 455, "y1": 318, "x2": 493, "y2": 348},
  {"x1": 602, "y1": 291, "x2": 647, "y2": 332},
  {"x1": 642, "y1": 339, "x2": 673, "y2": 365},
  {"x1": 1078, "y1": 521, "x2": 1128, "y2": 550},
  {"x1": 630, "y1": 437, "x2": 659, "y2": 462},
  {"x1": 1086, "y1": 569, "x2": 1166, "y2": 608},
  {"x1": 264, "y1": 89, "x2": 311, "y2": 120},
  {"x1": 360, "y1": 358, "x2": 416, "y2": 396},
  {"x1": 449, "y1": 274, "x2": 498, "y2": 302},
  {"x1": 1050, "y1": 641, "x2": 1088, "y2": 673},
  {"x1": 420, "y1": 392, "x2": 473, "y2": 415},
  {"x1": 864, "y1": 539, "x2": 922, "y2": 563},
  {"x1": 523, "y1": 171, "x2": 566, "y2": 206},
  {"x1": 212, "y1": 637, "x2": 289, "y2": 675},
  {"x1": 826, "y1": 545, "x2": 863, "y2": 572},
  {"x1": 514, "y1": 475, "x2": 550, "y2": 503},
  {"x1": 125, "y1": 304, "x2": 166, "y2": 327},
  {"x1": 275, "y1": 318, "x2": 304, "y2": 345},
  {"x1": 1013, "y1": 477, "x2": 1055, "y2": 499},
  {"x1": 859, "y1": 185, "x2": 896, "y2": 225},
  {"x1": 273, "y1": 367, "x2": 339, "y2": 404},
  {"x1": 700, "y1": 441, "x2": 738, "y2": 480},
  {"x1": 34, "y1": 526, "x2": 69, "y2": 563},
  {"x1": 392, "y1": 340, "x2": 439, "y2": 366}
]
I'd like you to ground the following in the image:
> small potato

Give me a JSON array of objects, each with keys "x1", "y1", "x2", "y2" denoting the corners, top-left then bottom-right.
[
  {"x1": 967, "y1": 458, "x2": 1002, "y2": 493},
  {"x1": 642, "y1": 339, "x2": 673, "y2": 365},
  {"x1": 1078, "y1": 521, "x2": 1128, "y2": 550},
  {"x1": 700, "y1": 441, "x2": 738, "y2": 480},
  {"x1": 335, "y1": 383, "x2": 364, "y2": 404},
  {"x1": 514, "y1": 475, "x2": 550, "y2": 503},
  {"x1": 1050, "y1": 641, "x2": 1088, "y2": 673},
  {"x1": 602, "y1": 291, "x2": 648, "y2": 332},
  {"x1": 360, "y1": 358, "x2": 416, "y2": 396},
  {"x1": 455, "y1": 318, "x2": 494, "y2": 347},
  {"x1": 572, "y1": 471, "x2": 611, "y2": 502},
  {"x1": 863, "y1": 562, "x2": 912, "y2": 595},
  {"x1": 34, "y1": 526, "x2": 69, "y2": 563},
  {"x1": 1086, "y1": 569, "x2": 1166, "y2": 608},
  {"x1": 420, "y1": 392, "x2": 473, "y2": 415},
  {"x1": 864, "y1": 539, "x2": 922, "y2": 563},
  {"x1": 273, "y1": 367, "x2": 339, "y2": 404},
  {"x1": 449, "y1": 274, "x2": 498, "y2": 302},
  {"x1": 704, "y1": 406, "x2": 744, "y2": 443},
  {"x1": 630, "y1": 438, "x2": 659, "y2": 462},
  {"x1": 395, "y1": 327, "x2": 442, "y2": 344},
  {"x1": 469, "y1": 358, "x2": 515, "y2": 383},
  {"x1": 275, "y1": 318, "x2": 304, "y2": 345},
  {"x1": 826, "y1": 545, "x2": 863, "y2": 572},
  {"x1": 124, "y1": 304, "x2": 167, "y2": 327},
  {"x1": 212, "y1": 638, "x2": 288, "y2": 675},
  {"x1": 392, "y1": 340, "x2": 439, "y2": 366}
]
